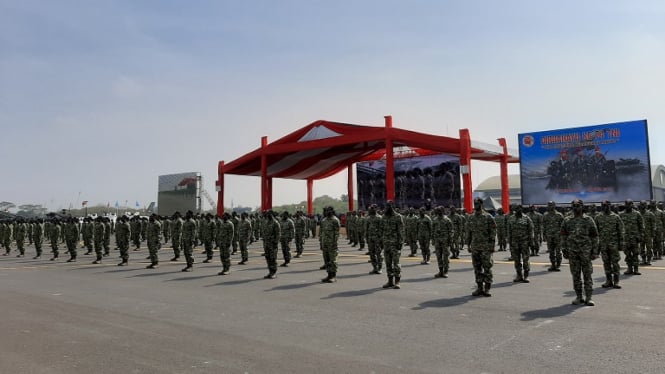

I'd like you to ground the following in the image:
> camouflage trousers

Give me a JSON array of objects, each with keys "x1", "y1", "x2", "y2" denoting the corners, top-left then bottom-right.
[
  {"x1": 546, "y1": 235, "x2": 563, "y2": 266},
  {"x1": 321, "y1": 243, "x2": 338, "y2": 274},
  {"x1": 356, "y1": 231, "x2": 365, "y2": 249},
  {"x1": 118, "y1": 239, "x2": 129, "y2": 261},
  {"x1": 131, "y1": 234, "x2": 141, "y2": 248},
  {"x1": 16, "y1": 239, "x2": 25, "y2": 255},
  {"x1": 511, "y1": 240, "x2": 530, "y2": 273},
  {"x1": 219, "y1": 242, "x2": 231, "y2": 270},
  {"x1": 65, "y1": 239, "x2": 77, "y2": 258},
  {"x1": 599, "y1": 243, "x2": 621, "y2": 277},
  {"x1": 280, "y1": 239, "x2": 292, "y2": 264},
  {"x1": 418, "y1": 235, "x2": 431, "y2": 259},
  {"x1": 239, "y1": 237, "x2": 249, "y2": 262},
  {"x1": 471, "y1": 249, "x2": 493, "y2": 284},
  {"x1": 406, "y1": 233, "x2": 418, "y2": 254},
  {"x1": 33, "y1": 237, "x2": 43, "y2": 256},
  {"x1": 183, "y1": 241, "x2": 194, "y2": 266},
  {"x1": 93, "y1": 239, "x2": 103, "y2": 259},
  {"x1": 203, "y1": 239, "x2": 214, "y2": 260},
  {"x1": 232, "y1": 239, "x2": 239, "y2": 253},
  {"x1": 640, "y1": 236, "x2": 654, "y2": 263},
  {"x1": 172, "y1": 235, "x2": 181, "y2": 257},
  {"x1": 367, "y1": 238, "x2": 383, "y2": 271},
  {"x1": 653, "y1": 231, "x2": 663, "y2": 258},
  {"x1": 624, "y1": 241, "x2": 640, "y2": 268},
  {"x1": 147, "y1": 240, "x2": 160, "y2": 264},
  {"x1": 383, "y1": 243, "x2": 401, "y2": 277},
  {"x1": 264, "y1": 243, "x2": 278, "y2": 273},
  {"x1": 294, "y1": 233, "x2": 304, "y2": 254},
  {"x1": 568, "y1": 249, "x2": 593, "y2": 296},
  {"x1": 433, "y1": 240, "x2": 450, "y2": 272},
  {"x1": 497, "y1": 232, "x2": 507, "y2": 249}
]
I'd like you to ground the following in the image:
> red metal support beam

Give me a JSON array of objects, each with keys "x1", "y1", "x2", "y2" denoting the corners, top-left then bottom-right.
[
  {"x1": 385, "y1": 115, "x2": 395, "y2": 202},
  {"x1": 347, "y1": 165, "x2": 354, "y2": 212},
  {"x1": 261, "y1": 136, "x2": 268, "y2": 211},
  {"x1": 498, "y1": 138, "x2": 510, "y2": 212},
  {"x1": 307, "y1": 178, "x2": 313, "y2": 215},
  {"x1": 459, "y1": 129, "x2": 473, "y2": 212},
  {"x1": 216, "y1": 161, "x2": 224, "y2": 216}
]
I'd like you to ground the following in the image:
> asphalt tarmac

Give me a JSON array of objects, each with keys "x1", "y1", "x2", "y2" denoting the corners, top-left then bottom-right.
[{"x1": 1, "y1": 239, "x2": 664, "y2": 374}]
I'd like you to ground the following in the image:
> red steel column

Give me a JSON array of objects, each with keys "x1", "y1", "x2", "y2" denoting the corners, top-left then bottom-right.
[
  {"x1": 307, "y1": 178, "x2": 314, "y2": 215},
  {"x1": 498, "y1": 138, "x2": 510, "y2": 212},
  {"x1": 385, "y1": 115, "x2": 395, "y2": 202},
  {"x1": 261, "y1": 136, "x2": 268, "y2": 211},
  {"x1": 216, "y1": 161, "x2": 224, "y2": 216},
  {"x1": 459, "y1": 129, "x2": 473, "y2": 212},
  {"x1": 347, "y1": 165, "x2": 354, "y2": 212}
]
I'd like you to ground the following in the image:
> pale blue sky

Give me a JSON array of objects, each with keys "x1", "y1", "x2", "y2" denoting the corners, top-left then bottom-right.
[{"x1": 2, "y1": 1, "x2": 664, "y2": 211}]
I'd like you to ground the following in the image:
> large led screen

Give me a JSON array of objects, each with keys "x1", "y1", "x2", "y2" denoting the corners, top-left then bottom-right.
[
  {"x1": 357, "y1": 154, "x2": 461, "y2": 211},
  {"x1": 519, "y1": 120, "x2": 651, "y2": 205},
  {"x1": 158, "y1": 172, "x2": 200, "y2": 215}
]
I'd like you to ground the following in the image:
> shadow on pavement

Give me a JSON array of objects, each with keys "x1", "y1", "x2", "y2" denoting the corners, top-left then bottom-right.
[
  {"x1": 412, "y1": 295, "x2": 476, "y2": 310},
  {"x1": 265, "y1": 282, "x2": 320, "y2": 291},
  {"x1": 127, "y1": 271, "x2": 175, "y2": 277},
  {"x1": 520, "y1": 304, "x2": 579, "y2": 321},
  {"x1": 204, "y1": 277, "x2": 263, "y2": 287},
  {"x1": 321, "y1": 287, "x2": 382, "y2": 299},
  {"x1": 165, "y1": 274, "x2": 219, "y2": 281}
]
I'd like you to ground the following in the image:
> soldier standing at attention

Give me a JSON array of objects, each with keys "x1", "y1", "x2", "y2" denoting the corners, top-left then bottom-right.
[
  {"x1": 14, "y1": 218, "x2": 26, "y2": 257},
  {"x1": 527, "y1": 205, "x2": 543, "y2": 256},
  {"x1": 293, "y1": 211, "x2": 306, "y2": 258},
  {"x1": 561, "y1": 199, "x2": 599, "y2": 306},
  {"x1": 494, "y1": 208, "x2": 508, "y2": 251},
  {"x1": 356, "y1": 211, "x2": 367, "y2": 251},
  {"x1": 201, "y1": 214, "x2": 215, "y2": 263},
  {"x1": 161, "y1": 216, "x2": 171, "y2": 244},
  {"x1": 508, "y1": 205, "x2": 534, "y2": 283},
  {"x1": 405, "y1": 208, "x2": 419, "y2": 257},
  {"x1": 365, "y1": 204, "x2": 383, "y2": 275},
  {"x1": 64, "y1": 217, "x2": 79, "y2": 262},
  {"x1": 262, "y1": 210, "x2": 281, "y2": 279},
  {"x1": 102, "y1": 217, "x2": 112, "y2": 257},
  {"x1": 417, "y1": 207, "x2": 433, "y2": 265},
  {"x1": 595, "y1": 200, "x2": 624, "y2": 289},
  {"x1": 115, "y1": 215, "x2": 131, "y2": 266},
  {"x1": 217, "y1": 213, "x2": 234, "y2": 275},
  {"x1": 170, "y1": 212, "x2": 183, "y2": 261},
  {"x1": 181, "y1": 210, "x2": 197, "y2": 272},
  {"x1": 638, "y1": 201, "x2": 655, "y2": 266},
  {"x1": 279, "y1": 211, "x2": 295, "y2": 267},
  {"x1": 82, "y1": 217, "x2": 93, "y2": 254},
  {"x1": 543, "y1": 201, "x2": 565, "y2": 271},
  {"x1": 652, "y1": 201, "x2": 664, "y2": 261},
  {"x1": 432, "y1": 206, "x2": 454, "y2": 278},
  {"x1": 146, "y1": 214, "x2": 162, "y2": 269},
  {"x1": 449, "y1": 207, "x2": 463, "y2": 259},
  {"x1": 231, "y1": 212, "x2": 240, "y2": 255},
  {"x1": 50, "y1": 219, "x2": 61, "y2": 261},
  {"x1": 381, "y1": 201, "x2": 404, "y2": 289},
  {"x1": 237, "y1": 212, "x2": 251, "y2": 264},
  {"x1": 32, "y1": 218, "x2": 44, "y2": 259},
  {"x1": 620, "y1": 199, "x2": 644, "y2": 276},
  {"x1": 319, "y1": 206, "x2": 341, "y2": 283},
  {"x1": 466, "y1": 198, "x2": 497, "y2": 297},
  {"x1": 130, "y1": 216, "x2": 141, "y2": 250}
]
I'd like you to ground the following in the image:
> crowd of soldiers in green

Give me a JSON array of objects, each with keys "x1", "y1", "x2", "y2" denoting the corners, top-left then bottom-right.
[{"x1": 1, "y1": 197, "x2": 660, "y2": 304}]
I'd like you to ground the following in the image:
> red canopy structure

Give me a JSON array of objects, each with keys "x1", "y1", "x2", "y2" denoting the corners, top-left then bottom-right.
[{"x1": 216, "y1": 116, "x2": 519, "y2": 215}]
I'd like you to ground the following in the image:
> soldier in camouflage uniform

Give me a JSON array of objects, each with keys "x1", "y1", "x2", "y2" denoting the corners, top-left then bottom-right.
[
  {"x1": 466, "y1": 198, "x2": 497, "y2": 297},
  {"x1": 130, "y1": 216, "x2": 141, "y2": 249},
  {"x1": 82, "y1": 217, "x2": 93, "y2": 254},
  {"x1": 494, "y1": 208, "x2": 508, "y2": 251},
  {"x1": 231, "y1": 212, "x2": 240, "y2": 255},
  {"x1": 346, "y1": 211, "x2": 356, "y2": 246},
  {"x1": 279, "y1": 211, "x2": 295, "y2": 267},
  {"x1": 508, "y1": 205, "x2": 534, "y2": 283},
  {"x1": 543, "y1": 201, "x2": 565, "y2": 271},
  {"x1": 653, "y1": 202, "x2": 664, "y2": 261},
  {"x1": 49, "y1": 219, "x2": 61, "y2": 261},
  {"x1": 417, "y1": 207, "x2": 433, "y2": 264},
  {"x1": 320, "y1": 206, "x2": 341, "y2": 283},
  {"x1": 308, "y1": 214, "x2": 317, "y2": 238},
  {"x1": 405, "y1": 208, "x2": 419, "y2": 257},
  {"x1": 432, "y1": 206, "x2": 454, "y2": 278},
  {"x1": 181, "y1": 210, "x2": 197, "y2": 272},
  {"x1": 32, "y1": 218, "x2": 44, "y2": 259},
  {"x1": 527, "y1": 205, "x2": 543, "y2": 256},
  {"x1": 356, "y1": 211, "x2": 366, "y2": 251},
  {"x1": 115, "y1": 215, "x2": 131, "y2": 266},
  {"x1": 561, "y1": 199, "x2": 599, "y2": 306},
  {"x1": 14, "y1": 218, "x2": 26, "y2": 257},
  {"x1": 620, "y1": 199, "x2": 644, "y2": 275},
  {"x1": 217, "y1": 213, "x2": 234, "y2": 275},
  {"x1": 161, "y1": 216, "x2": 171, "y2": 244},
  {"x1": 238, "y1": 212, "x2": 251, "y2": 264},
  {"x1": 381, "y1": 201, "x2": 404, "y2": 289},
  {"x1": 262, "y1": 210, "x2": 281, "y2": 279},
  {"x1": 638, "y1": 201, "x2": 655, "y2": 266},
  {"x1": 63, "y1": 217, "x2": 79, "y2": 262},
  {"x1": 170, "y1": 212, "x2": 183, "y2": 261},
  {"x1": 91, "y1": 217, "x2": 105, "y2": 264},
  {"x1": 595, "y1": 200, "x2": 624, "y2": 289},
  {"x1": 201, "y1": 214, "x2": 215, "y2": 263},
  {"x1": 102, "y1": 217, "x2": 112, "y2": 257},
  {"x1": 449, "y1": 207, "x2": 463, "y2": 259},
  {"x1": 293, "y1": 211, "x2": 306, "y2": 258},
  {"x1": 365, "y1": 204, "x2": 383, "y2": 274},
  {"x1": 145, "y1": 214, "x2": 161, "y2": 269}
]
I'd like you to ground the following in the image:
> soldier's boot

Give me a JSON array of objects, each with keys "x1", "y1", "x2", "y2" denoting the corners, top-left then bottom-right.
[
  {"x1": 434, "y1": 267, "x2": 445, "y2": 278},
  {"x1": 146, "y1": 262, "x2": 158, "y2": 269},
  {"x1": 409, "y1": 250, "x2": 417, "y2": 257},
  {"x1": 522, "y1": 270, "x2": 530, "y2": 283},
  {"x1": 547, "y1": 261, "x2": 557, "y2": 271},
  {"x1": 393, "y1": 276, "x2": 401, "y2": 289},
  {"x1": 50, "y1": 253, "x2": 59, "y2": 261},
  {"x1": 170, "y1": 256, "x2": 180, "y2": 262},
  {"x1": 646, "y1": 255, "x2": 652, "y2": 266},
  {"x1": 584, "y1": 292, "x2": 595, "y2": 306},
  {"x1": 92, "y1": 255, "x2": 102, "y2": 264},
  {"x1": 612, "y1": 274, "x2": 622, "y2": 289},
  {"x1": 117, "y1": 259, "x2": 128, "y2": 266},
  {"x1": 84, "y1": 250, "x2": 91, "y2": 255},
  {"x1": 442, "y1": 266, "x2": 449, "y2": 278},
  {"x1": 66, "y1": 255, "x2": 76, "y2": 263},
  {"x1": 555, "y1": 260, "x2": 562, "y2": 271},
  {"x1": 382, "y1": 276, "x2": 395, "y2": 289},
  {"x1": 319, "y1": 264, "x2": 327, "y2": 270},
  {"x1": 369, "y1": 266, "x2": 379, "y2": 275},
  {"x1": 321, "y1": 272, "x2": 332, "y2": 282},
  {"x1": 218, "y1": 266, "x2": 230, "y2": 276},
  {"x1": 513, "y1": 271, "x2": 523, "y2": 283},
  {"x1": 472, "y1": 282, "x2": 484, "y2": 297},
  {"x1": 483, "y1": 283, "x2": 492, "y2": 297},
  {"x1": 572, "y1": 292, "x2": 584, "y2": 305},
  {"x1": 323, "y1": 272, "x2": 337, "y2": 283},
  {"x1": 601, "y1": 273, "x2": 613, "y2": 288},
  {"x1": 624, "y1": 266, "x2": 634, "y2": 275},
  {"x1": 633, "y1": 265, "x2": 641, "y2": 275},
  {"x1": 181, "y1": 264, "x2": 193, "y2": 272}
]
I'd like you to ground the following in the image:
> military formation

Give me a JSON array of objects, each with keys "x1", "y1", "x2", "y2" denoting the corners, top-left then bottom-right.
[{"x1": 1, "y1": 197, "x2": 661, "y2": 306}]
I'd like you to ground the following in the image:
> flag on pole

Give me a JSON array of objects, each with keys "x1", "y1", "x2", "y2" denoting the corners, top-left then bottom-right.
[
  {"x1": 135, "y1": 201, "x2": 140, "y2": 208},
  {"x1": 115, "y1": 201, "x2": 119, "y2": 208}
]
